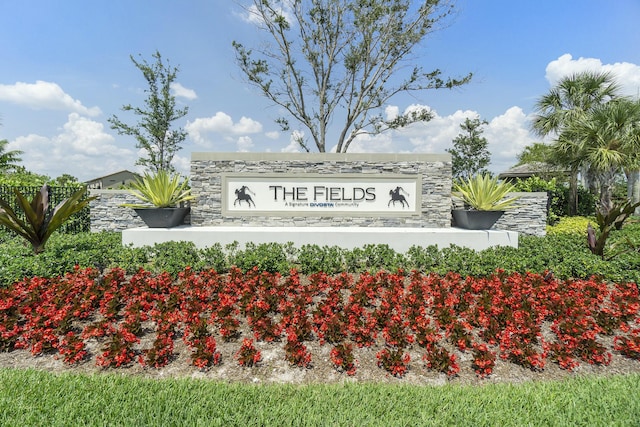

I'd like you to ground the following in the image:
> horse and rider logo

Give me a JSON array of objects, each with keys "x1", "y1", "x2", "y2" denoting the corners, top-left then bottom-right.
[
  {"x1": 388, "y1": 186, "x2": 409, "y2": 208},
  {"x1": 234, "y1": 185, "x2": 256, "y2": 207}
]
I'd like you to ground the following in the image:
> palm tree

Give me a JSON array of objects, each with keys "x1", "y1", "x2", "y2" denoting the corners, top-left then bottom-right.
[
  {"x1": 516, "y1": 142, "x2": 554, "y2": 166},
  {"x1": 0, "y1": 139, "x2": 23, "y2": 173},
  {"x1": 561, "y1": 98, "x2": 640, "y2": 215},
  {"x1": 531, "y1": 71, "x2": 619, "y2": 215}
]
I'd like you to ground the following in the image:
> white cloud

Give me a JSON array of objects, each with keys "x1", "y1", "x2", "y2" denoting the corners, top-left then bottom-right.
[
  {"x1": 7, "y1": 134, "x2": 50, "y2": 175},
  {"x1": 485, "y1": 107, "x2": 537, "y2": 173},
  {"x1": 0, "y1": 81, "x2": 101, "y2": 116},
  {"x1": 235, "y1": 116, "x2": 264, "y2": 134},
  {"x1": 239, "y1": 1, "x2": 295, "y2": 26},
  {"x1": 348, "y1": 105, "x2": 476, "y2": 154},
  {"x1": 347, "y1": 131, "x2": 396, "y2": 153},
  {"x1": 343, "y1": 104, "x2": 535, "y2": 173},
  {"x1": 237, "y1": 136, "x2": 254, "y2": 151},
  {"x1": 546, "y1": 54, "x2": 640, "y2": 97},
  {"x1": 385, "y1": 105, "x2": 400, "y2": 121},
  {"x1": 9, "y1": 113, "x2": 136, "y2": 180},
  {"x1": 57, "y1": 113, "x2": 116, "y2": 155},
  {"x1": 171, "y1": 82, "x2": 198, "y2": 100},
  {"x1": 171, "y1": 154, "x2": 191, "y2": 176},
  {"x1": 265, "y1": 131, "x2": 280, "y2": 139},
  {"x1": 281, "y1": 130, "x2": 304, "y2": 153},
  {"x1": 406, "y1": 108, "x2": 476, "y2": 153},
  {"x1": 185, "y1": 112, "x2": 263, "y2": 146}
]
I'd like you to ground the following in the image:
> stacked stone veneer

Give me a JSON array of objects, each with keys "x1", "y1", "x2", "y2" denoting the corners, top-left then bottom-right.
[
  {"x1": 496, "y1": 192, "x2": 548, "y2": 236},
  {"x1": 89, "y1": 190, "x2": 193, "y2": 232},
  {"x1": 89, "y1": 190, "x2": 147, "y2": 232},
  {"x1": 89, "y1": 152, "x2": 548, "y2": 236},
  {"x1": 451, "y1": 192, "x2": 548, "y2": 236},
  {"x1": 190, "y1": 152, "x2": 453, "y2": 228}
]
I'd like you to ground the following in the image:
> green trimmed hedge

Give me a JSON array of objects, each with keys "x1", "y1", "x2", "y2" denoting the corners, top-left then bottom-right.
[{"x1": 1, "y1": 222, "x2": 638, "y2": 287}]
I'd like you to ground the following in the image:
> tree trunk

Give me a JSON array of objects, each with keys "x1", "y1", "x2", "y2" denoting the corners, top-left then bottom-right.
[
  {"x1": 626, "y1": 169, "x2": 640, "y2": 215},
  {"x1": 597, "y1": 169, "x2": 617, "y2": 216},
  {"x1": 584, "y1": 166, "x2": 599, "y2": 196},
  {"x1": 568, "y1": 170, "x2": 578, "y2": 216}
]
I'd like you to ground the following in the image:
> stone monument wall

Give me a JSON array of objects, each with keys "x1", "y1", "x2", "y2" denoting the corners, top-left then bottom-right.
[
  {"x1": 89, "y1": 152, "x2": 548, "y2": 236},
  {"x1": 190, "y1": 152, "x2": 453, "y2": 228}
]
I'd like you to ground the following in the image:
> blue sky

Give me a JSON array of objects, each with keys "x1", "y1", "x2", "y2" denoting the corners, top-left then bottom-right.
[{"x1": 1, "y1": 0, "x2": 640, "y2": 181}]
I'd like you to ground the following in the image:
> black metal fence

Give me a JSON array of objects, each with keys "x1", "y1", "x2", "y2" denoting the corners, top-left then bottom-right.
[{"x1": 0, "y1": 185, "x2": 91, "y2": 234}]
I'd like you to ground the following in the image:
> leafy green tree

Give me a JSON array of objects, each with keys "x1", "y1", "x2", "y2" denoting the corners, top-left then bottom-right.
[
  {"x1": 52, "y1": 174, "x2": 80, "y2": 187},
  {"x1": 233, "y1": 0, "x2": 471, "y2": 153},
  {"x1": 531, "y1": 71, "x2": 619, "y2": 215},
  {"x1": 562, "y1": 97, "x2": 640, "y2": 214},
  {"x1": 446, "y1": 117, "x2": 490, "y2": 180},
  {"x1": 516, "y1": 142, "x2": 554, "y2": 166},
  {"x1": 0, "y1": 139, "x2": 22, "y2": 173},
  {"x1": 0, "y1": 167, "x2": 50, "y2": 186},
  {"x1": 109, "y1": 50, "x2": 188, "y2": 173},
  {"x1": 515, "y1": 142, "x2": 576, "y2": 191}
]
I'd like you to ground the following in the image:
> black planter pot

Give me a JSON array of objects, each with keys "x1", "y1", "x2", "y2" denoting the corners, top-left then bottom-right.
[
  {"x1": 452, "y1": 210, "x2": 504, "y2": 230},
  {"x1": 134, "y1": 207, "x2": 190, "y2": 228}
]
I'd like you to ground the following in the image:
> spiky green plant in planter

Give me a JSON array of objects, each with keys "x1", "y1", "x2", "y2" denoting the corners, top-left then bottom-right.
[
  {"x1": 122, "y1": 170, "x2": 195, "y2": 208},
  {"x1": 452, "y1": 174, "x2": 521, "y2": 229},
  {"x1": 122, "y1": 170, "x2": 196, "y2": 228},
  {"x1": 453, "y1": 174, "x2": 520, "y2": 211},
  {"x1": 0, "y1": 185, "x2": 95, "y2": 253}
]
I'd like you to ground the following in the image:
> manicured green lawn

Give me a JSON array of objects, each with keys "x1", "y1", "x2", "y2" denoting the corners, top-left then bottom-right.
[{"x1": 1, "y1": 368, "x2": 638, "y2": 426}]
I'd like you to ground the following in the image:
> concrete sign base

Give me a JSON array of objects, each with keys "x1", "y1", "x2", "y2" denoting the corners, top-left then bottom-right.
[{"x1": 122, "y1": 226, "x2": 518, "y2": 253}]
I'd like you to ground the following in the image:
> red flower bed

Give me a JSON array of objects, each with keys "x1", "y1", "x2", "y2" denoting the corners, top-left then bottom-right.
[{"x1": 1, "y1": 266, "x2": 639, "y2": 379}]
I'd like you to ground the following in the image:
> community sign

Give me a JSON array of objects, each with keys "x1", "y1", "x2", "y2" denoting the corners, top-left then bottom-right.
[{"x1": 222, "y1": 174, "x2": 421, "y2": 217}]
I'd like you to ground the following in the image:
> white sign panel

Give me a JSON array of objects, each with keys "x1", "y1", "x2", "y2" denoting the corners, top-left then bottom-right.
[{"x1": 222, "y1": 174, "x2": 420, "y2": 217}]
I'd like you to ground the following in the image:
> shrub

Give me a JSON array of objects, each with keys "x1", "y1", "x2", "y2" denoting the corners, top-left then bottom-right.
[
  {"x1": 0, "y1": 228, "x2": 12, "y2": 243},
  {"x1": 0, "y1": 232, "x2": 126, "y2": 286},
  {"x1": 435, "y1": 245, "x2": 486, "y2": 277},
  {"x1": 547, "y1": 216, "x2": 593, "y2": 235},
  {"x1": 41, "y1": 231, "x2": 125, "y2": 272},
  {"x1": 516, "y1": 234, "x2": 606, "y2": 279},
  {"x1": 597, "y1": 220, "x2": 640, "y2": 283},
  {"x1": 226, "y1": 241, "x2": 295, "y2": 274},
  {"x1": 297, "y1": 244, "x2": 345, "y2": 275},
  {"x1": 0, "y1": 238, "x2": 48, "y2": 285},
  {"x1": 112, "y1": 245, "x2": 149, "y2": 274},
  {"x1": 405, "y1": 245, "x2": 443, "y2": 271},
  {"x1": 196, "y1": 243, "x2": 228, "y2": 273},
  {"x1": 1, "y1": 226, "x2": 638, "y2": 288},
  {"x1": 145, "y1": 241, "x2": 201, "y2": 276},
  {"x1": 344, "y1": 244, "x2": 407, "y2": 273}
]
